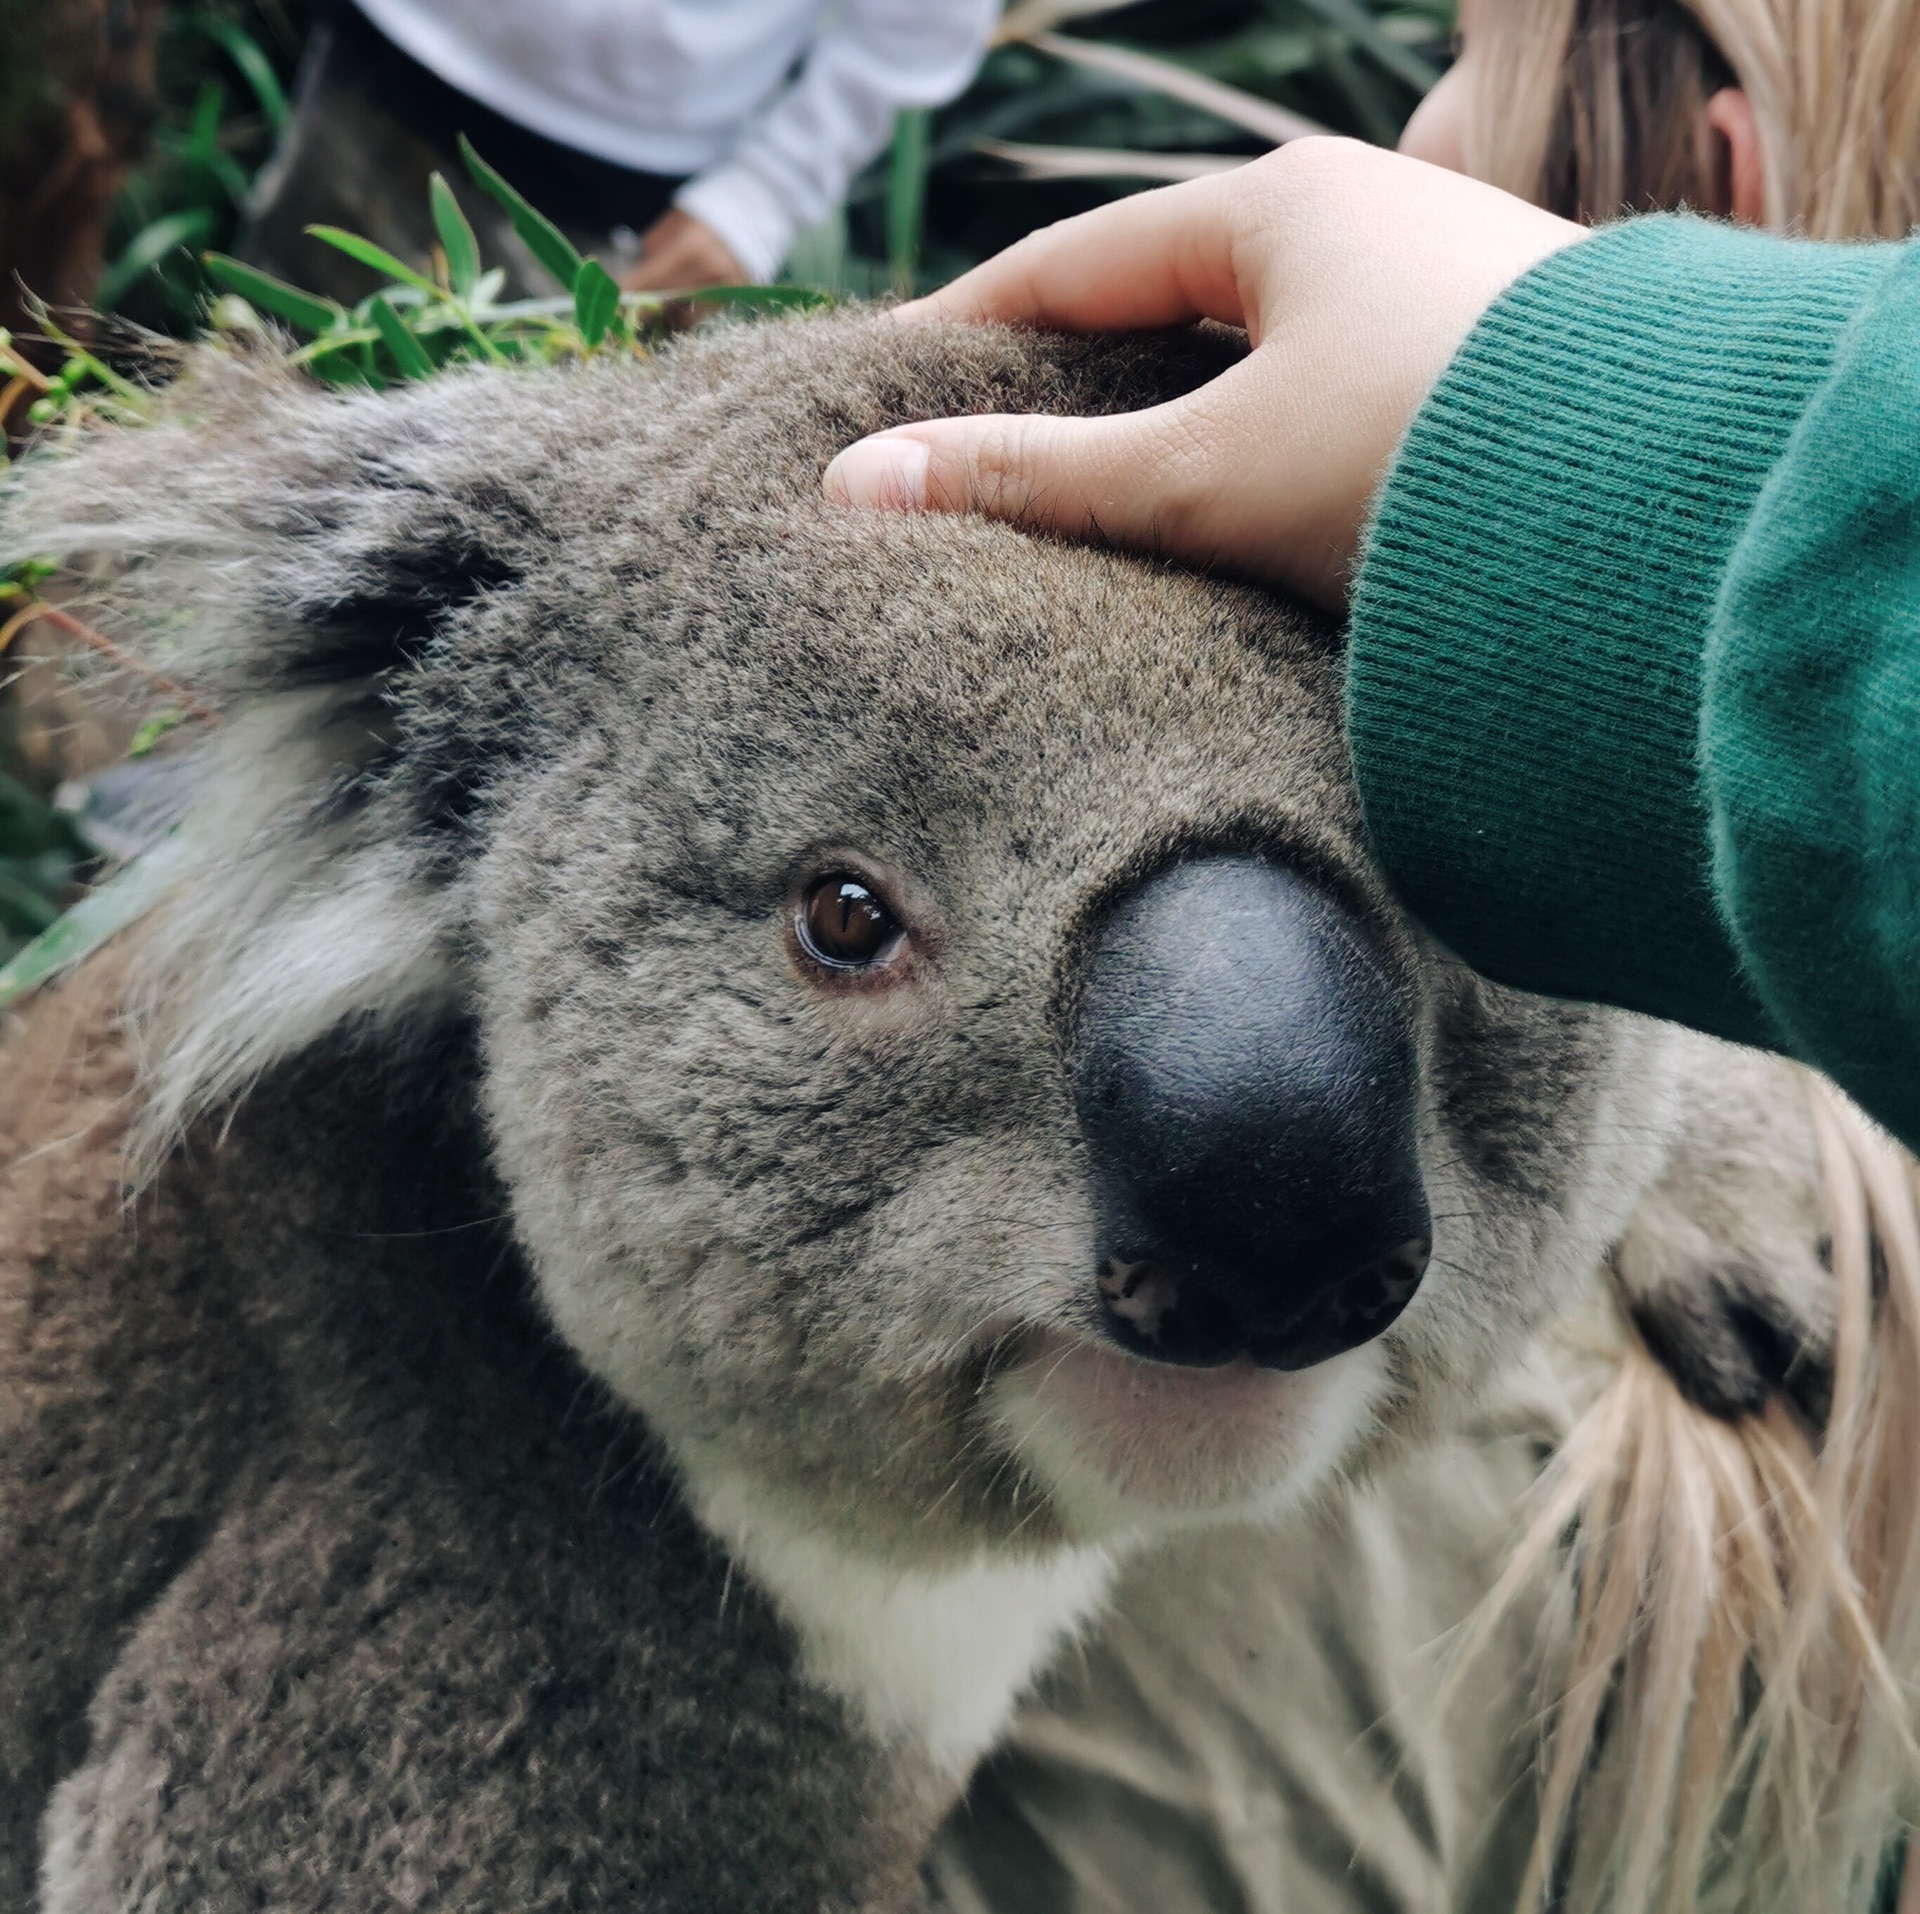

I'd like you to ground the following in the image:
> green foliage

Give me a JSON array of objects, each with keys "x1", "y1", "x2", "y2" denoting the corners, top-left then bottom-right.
[
  {"x1": 3, "y1": 0, "x2": 1444, "y2": 1000},
  {"x1": 195, "y1": 10, "x2": 292, "y2": 134},
  {"x1": 459, "y1": 135, "x2": 584, "y2": 285},
  {"x1": 129, "y1": 711, "x2": 186, "y2": 759},
  {"x1": 368, "y1": 296, "x2": 433, "y2": 380},
  {"x1": 100, "y1": 2, "x2": 313, "y2": 330},
  {"x1": 886, "y1": 108, "x2": 935, "y2": 293},
  {"x1": 185, "y1": 142, "x2": 826, "y2": 390},
  {"x1": 0, "y1": 762, "x2": 90, "y2": 969},
  {"x1": 93, "y1": 0, "x2": 1451, "y2": 319},
  {"x1": 0, "y1": 536, "x2": 112, "y2": 969},
  {"x1": 200, "y1": 255, "x2": 340, "y2": 336},
  {"x1": 429, "y1": 173, "x2": 483, "y2": 300},
  {"x1": 572, "y1": 261, "x2": 624, "y2": 348},
  {"x1": 0, "y1": 828, "x2": 200, "y2": 1011}
]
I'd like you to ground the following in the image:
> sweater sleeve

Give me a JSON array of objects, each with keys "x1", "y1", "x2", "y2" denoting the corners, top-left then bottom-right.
[
  {"x1": 1345, "y1": 217, "x2": 1920, "y2": 1148},
  {"x1": 673, "y1": 0, "x2": 998, "y2": 282}
]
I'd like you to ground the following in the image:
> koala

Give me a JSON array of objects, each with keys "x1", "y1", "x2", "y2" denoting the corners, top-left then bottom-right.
[{"x1": 0, "y1": 312, "x2": 1875, "y2": 1912}]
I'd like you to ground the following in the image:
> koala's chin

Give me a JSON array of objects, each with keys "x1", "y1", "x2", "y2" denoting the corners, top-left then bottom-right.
[{"x1": 987, "y1": 1333, "x2": 1391, "y2": 1540}]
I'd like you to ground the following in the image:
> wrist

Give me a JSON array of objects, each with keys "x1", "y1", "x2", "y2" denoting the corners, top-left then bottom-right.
[{"x1": 673, "y1": 166, "x2": 794, "y2": 284}]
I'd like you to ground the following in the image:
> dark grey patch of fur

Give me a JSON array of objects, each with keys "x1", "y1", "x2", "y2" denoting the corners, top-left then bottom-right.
[
  {"x1": 1607, "y1": 1042, "x2": 1839, "y2": 1431},
  {"x1": 1629, "y1": 1265, "x2": 1832, "y2": 1427}
]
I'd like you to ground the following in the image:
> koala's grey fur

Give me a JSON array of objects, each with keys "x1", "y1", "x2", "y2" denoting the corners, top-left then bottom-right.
[{"x1": 0, "y1": 313, "x2": 1838, "y2": 1911}]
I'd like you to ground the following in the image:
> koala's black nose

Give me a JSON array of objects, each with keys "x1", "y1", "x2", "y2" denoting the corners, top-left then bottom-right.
[{"x1": 1073, "y1": 858, "x2": 1430, "y2": 1371}]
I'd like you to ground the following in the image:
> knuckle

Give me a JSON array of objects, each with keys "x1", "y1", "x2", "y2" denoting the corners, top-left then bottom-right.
[
  {"x1": 964, "y1": 420, "x2": 1034, "y2": 517},
  {"x1": 1244, "y1": 135, "x2": 1360, "y2": 217},
  {"x1": 920, "y1": 419, "x2": 1042, "y2": 522}
]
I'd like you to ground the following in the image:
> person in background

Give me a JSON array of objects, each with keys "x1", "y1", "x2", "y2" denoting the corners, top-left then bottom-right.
[
  {"x1": 243, "y1": 0, "x2": 997, "y2": 302},
  {"x1": 1401, "y1": 0, "x2": 1920, "y2": 237}
]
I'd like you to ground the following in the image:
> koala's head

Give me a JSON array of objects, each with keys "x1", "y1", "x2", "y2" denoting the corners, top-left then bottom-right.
[{"x1": 8, "y1": 315, "x2": 1680, "y2": 1560}]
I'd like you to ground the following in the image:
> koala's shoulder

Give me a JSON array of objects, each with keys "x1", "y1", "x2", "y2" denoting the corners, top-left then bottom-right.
[
  {"x1": 0, "y1": 955, "x2": 277, "y2": 1874},
  {"x1": 1, "y1": 949, "x2": 135, "y2": 1292},
  {"x1": 0, "y1": 942, "x2": 276, "y2": 1510}
]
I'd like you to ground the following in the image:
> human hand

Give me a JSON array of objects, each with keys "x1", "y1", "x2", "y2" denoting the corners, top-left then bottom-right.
[
  {"x1": 622, "y1": 208, "x2": 745, "y2": 294},
  {"x1": 822, "y1": 138, "x2": 1583, "y2": 609}
]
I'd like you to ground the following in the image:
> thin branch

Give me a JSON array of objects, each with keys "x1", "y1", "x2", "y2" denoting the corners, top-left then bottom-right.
[
  {"x1": 976, "y1": 138, "x2": 1249, "y2": 181},
  {"x1": 0, "y1": 601, "x2": 220, "y2": 723},
  {"x1": 0, "y1": 375, "x2": 35, "y2": 434},
  {"x1": 1022, "y1": 31, "x2": 1332, "y2": 147},
  {"x1": 0, "y1": 340, "x2": 53, "y2": 394}
]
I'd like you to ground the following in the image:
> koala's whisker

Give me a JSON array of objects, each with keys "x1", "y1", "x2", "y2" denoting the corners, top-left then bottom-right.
[
  {"x1": 325, "y1": 1212, "x2": 514, "y2": 1240},
  {"x1": 915, "y1": 1470, "x2": 975, "y2": 1529}
]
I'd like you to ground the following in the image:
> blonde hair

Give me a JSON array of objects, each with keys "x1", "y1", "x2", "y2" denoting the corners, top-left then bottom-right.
[
  {"x1": 1468, "y1": 0, "x2": 1920, "y2": 236},
  {"x1": 1468, "y1": 1077, "x2": 1920, "y2": 1912}
]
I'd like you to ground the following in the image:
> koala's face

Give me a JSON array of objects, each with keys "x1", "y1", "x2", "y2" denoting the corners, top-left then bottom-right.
[
  {"x1": 438, "y1": 321, "x2": 1673, "y2": 1560},
  {"x1": 17, "y1": 315, "x2": 1676, "y2": 1562}
]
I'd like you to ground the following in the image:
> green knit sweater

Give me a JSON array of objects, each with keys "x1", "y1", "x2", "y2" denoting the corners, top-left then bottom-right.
[{"x1": 1347, "y1": 218, "x2": 1920, "y2": 1153}]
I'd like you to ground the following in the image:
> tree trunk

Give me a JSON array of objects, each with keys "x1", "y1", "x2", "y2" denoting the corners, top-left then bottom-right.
[{"x1": 0, "y1": 0, "x2": 163, "y2": 371}]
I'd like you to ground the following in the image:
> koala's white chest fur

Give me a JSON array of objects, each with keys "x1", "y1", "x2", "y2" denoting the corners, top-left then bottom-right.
[{"x1": 689, "y1": 1467, "x2": 1117, "y2": 1775}]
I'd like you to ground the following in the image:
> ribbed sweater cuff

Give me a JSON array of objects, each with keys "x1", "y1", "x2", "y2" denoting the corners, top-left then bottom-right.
[{"x1": 1346, "y1": 218, "x2": 1888, "y2": 1044}]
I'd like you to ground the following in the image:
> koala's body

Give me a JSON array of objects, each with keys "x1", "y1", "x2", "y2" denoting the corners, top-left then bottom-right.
[{"x1": 0, "y1": 315, "x2": 1869, "y2": 1911}]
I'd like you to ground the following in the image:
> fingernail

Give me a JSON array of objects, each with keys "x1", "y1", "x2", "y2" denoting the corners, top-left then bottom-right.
[{"x1": 823, "y1": 434, "x2": 931, "y2": 511}]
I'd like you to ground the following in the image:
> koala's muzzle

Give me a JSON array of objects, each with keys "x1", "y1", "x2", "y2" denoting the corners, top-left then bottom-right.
[{"x1": 1073, "y1": 858, "x2": 1430, "y2": 1371}]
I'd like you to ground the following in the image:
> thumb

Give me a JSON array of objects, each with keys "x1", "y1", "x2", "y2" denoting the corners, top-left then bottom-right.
[{"x1": 822, "y1": 406, "x2": 1197, "y2": 551}]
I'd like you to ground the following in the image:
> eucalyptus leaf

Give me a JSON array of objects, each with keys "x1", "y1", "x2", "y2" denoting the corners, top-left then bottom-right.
[
  {"x1": 0, "y1": 865, "x2": 60, "y2": 939},
  {"x1": 196, "y1": 15, "x2": 291, "y2": 134},
  {"x1": 203, "y1": 254, "x2": 344, "y2": 337},
  {"x1": 429, "y1": 174, "x2": 483, "y2": 298},
  {"x1": 573, "y1": 259, "x2": 622, "y2": 345},
  {"x1": 99, "y1": 207, "x2": 216, "y2": 311},
  {"x1": 460, "y1": 136, "x2": 586, "y2": 289},
  {"x1": 186, "y1": 80, "x2": 224, "y2": 159},
  {"x1": 370, "y1": 296, "x2": 436, "y2": 379},
  {"x1": 308, "y1": 355, "x2": 380, "y2": 388},
  {"x1": 887, "y1": 109, "x2": 932, "y2": 292},
  {"x1": 306, "y1": 225, "x2": 438, "y2": 294},
  {"x1": 0, "y1": 829, "x2": 205, "y2": 1014}
]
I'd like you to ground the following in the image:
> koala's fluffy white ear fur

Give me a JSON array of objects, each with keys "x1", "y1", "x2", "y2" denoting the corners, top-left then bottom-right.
[
  {"x1": 2, "y1": 355, "x2": 529, "y2": 1170},
  {"x1": 123, "y1": 693, "x2": 462, "y2": 1175}
]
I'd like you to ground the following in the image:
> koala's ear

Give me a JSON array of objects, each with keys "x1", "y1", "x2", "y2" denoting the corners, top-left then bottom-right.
[{"x1": 2, "y1": 353, "x2": 546, "y2": 1160}]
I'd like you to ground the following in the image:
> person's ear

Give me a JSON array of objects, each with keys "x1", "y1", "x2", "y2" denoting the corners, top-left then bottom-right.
[{"x1": 1705, "y1": 87, "x2": 1767, "y2": 224}]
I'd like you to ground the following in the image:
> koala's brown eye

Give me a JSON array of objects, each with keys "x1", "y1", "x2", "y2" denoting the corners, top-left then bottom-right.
[{"x1": 799, "y1": 876, "x2": 901, "y2": 969}]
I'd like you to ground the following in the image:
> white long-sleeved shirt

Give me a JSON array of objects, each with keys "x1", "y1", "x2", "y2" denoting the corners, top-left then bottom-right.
[{"x1": 352, "y1": 0, "x2": 999, "y2": 280}]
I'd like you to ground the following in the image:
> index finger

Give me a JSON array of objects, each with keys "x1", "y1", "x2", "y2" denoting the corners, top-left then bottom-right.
[{"x1": 896, "y1": 169, "x2": 1249, "y2": 336}]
